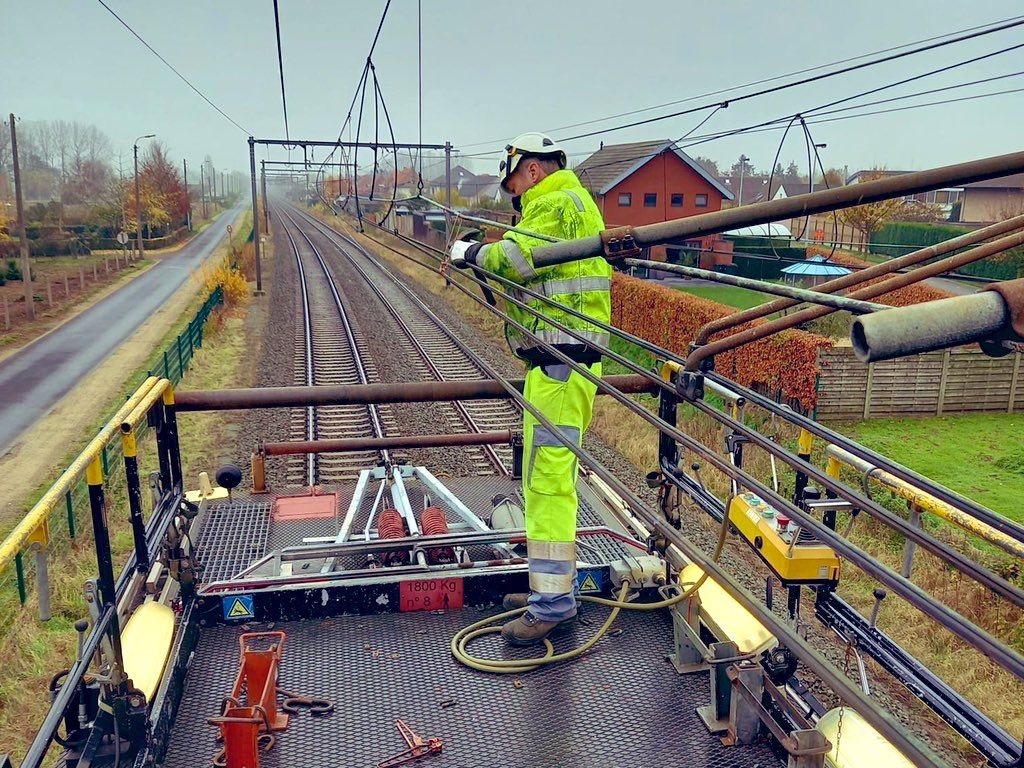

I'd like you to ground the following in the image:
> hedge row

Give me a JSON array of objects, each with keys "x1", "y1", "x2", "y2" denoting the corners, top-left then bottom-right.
[
  {"x1": 806, "y1": 247, "x2": 953, "y2": 306},
  {"x1": 871, "y1": 222, "x2": 1021, "y2": 280},
  {"x1": 612, "y1": 274, "x2": 832, "y2": 410}
]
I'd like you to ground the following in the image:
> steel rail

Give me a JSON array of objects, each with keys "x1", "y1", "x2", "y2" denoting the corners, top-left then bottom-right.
[
  {"x1": 527, "y1": 150, "x2": 1024, "y2": 268},
  {"x1": 289, "y1": 205, "x2": 508, "y2": 474},
  {"x1": 279, "y1": 219, "x2": 318, "y2": 485},
  {"x1": 693, "y1": 212, "x2": 1024, "y2": 344},
  {"x1": 279, "y1": 207, "x2": 391, "y2": 470},
  {"x1": 340, "y1": 224, "x2": 947, "y2": 767},
  {"x1": 365, "y1": 218, "x2": 1024, "y2": 545},
  {"x1": 350, "y1": 218, "x2": 1024, "y2": 681}
]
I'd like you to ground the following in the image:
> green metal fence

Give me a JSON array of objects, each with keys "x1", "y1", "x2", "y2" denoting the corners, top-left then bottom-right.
[{"x1": 0, "y1": 285, "x2": 224, "y2": 621}]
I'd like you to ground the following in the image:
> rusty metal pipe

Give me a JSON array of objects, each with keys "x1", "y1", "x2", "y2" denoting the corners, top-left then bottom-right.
[
  {"x1": 176, "y1": 375, "x2": 656, "y2": 411},
  {"x1": 684, "y1": 228, "x2": 1024, "y2": 371},
  {"x1": 624, "y1": 258, "x2": 887, "y2": 314},
  {"x1": 852, "y1": 290, "x2": 1013, "y2": 362},
  {"x1": 263, "y1": 431, "x2": 513, "y2": 455},
  {"x1": 530, "y1": 150, "x2": 1024, "y2": 268},
  {"x1": 694, "y1": 212, "x2": 1024, "y2": 345}
]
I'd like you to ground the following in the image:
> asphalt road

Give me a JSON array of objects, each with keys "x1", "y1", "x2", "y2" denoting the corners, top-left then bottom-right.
[{"x1": 0, "y1": 205, "x2": 244, "y2": 456}]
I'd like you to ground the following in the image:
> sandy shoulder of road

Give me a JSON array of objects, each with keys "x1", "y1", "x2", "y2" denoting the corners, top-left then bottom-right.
[{"x1": 0, "y1": 269, "x2": 209, "y2": 526}]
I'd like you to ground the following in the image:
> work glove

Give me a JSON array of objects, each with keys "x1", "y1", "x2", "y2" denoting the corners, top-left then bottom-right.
[{"x1": 449, "y1": 240, "x2": 482, "y2": 269}]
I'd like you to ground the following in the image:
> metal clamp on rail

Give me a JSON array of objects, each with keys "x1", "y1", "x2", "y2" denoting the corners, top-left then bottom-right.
[
  {"x1": 660, "y1": 359, "x2": 705, "y2": 403},
  {"x1": 599, "y1": 226, "x2": 642, "y2": 260}
]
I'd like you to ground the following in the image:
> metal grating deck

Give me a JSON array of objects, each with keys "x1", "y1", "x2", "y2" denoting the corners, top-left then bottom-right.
[
  {"x1": 160, "y1": 610, "x2": 779, "y2": 768},
  {"x1": 194, "y1": 477, "x2": 635, "y2": 585},
  {"x1": 194, "y1": 501, "x2": 271, "y2": 584}
]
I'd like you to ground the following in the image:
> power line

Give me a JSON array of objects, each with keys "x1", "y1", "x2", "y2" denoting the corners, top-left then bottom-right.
[
  {"x1": 95, "y1": 0, "x2": 250, "y2": 134},
  {"x1": 556, "y1": 16, "x2": 1024, "y2": 142},
  {"x1": 272, "y1": 0, "x2": 290, "y2": 143},
  {"x1": 564, "y1": 43, "x2": 1024, "y2": 181},
  {"x1": 460, "y1": 13, "x2": 1024, "y2": 149}
]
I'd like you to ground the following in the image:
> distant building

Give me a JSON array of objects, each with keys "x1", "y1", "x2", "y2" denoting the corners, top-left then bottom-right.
[
  {"x1": 958, "y1": 172, "x2": 1024, "y2": 223},
  {"x1": 846, "y1": 169, "x2": 961, "y2": 218},
  {"x1": 574, "y1": 140, "x2": 734, "y2": 268},
  {"x1": 575, "y1": 139, "x2": 733, "y2": 224}
]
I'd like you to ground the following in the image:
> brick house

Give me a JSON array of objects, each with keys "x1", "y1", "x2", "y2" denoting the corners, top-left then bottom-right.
[{"x1": 574, "y1": 140, "x2": 734, "y2": 269}]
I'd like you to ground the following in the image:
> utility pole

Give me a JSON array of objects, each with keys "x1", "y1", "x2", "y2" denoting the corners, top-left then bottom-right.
[
  {"x1": 738, "y1": 154, "x2": 749, "y2": 207},
  {"x1": 9, "y1": 113, "x2": 34, "y2": 320},
  {"x1": 444, "y1": 140, "x2": 452, "y2": 240},
  {"x1": 183, "y1": 158, "x2": 191, "y2": 231},
  {"x1": 261, "y1": 160, "x2": 270, "y2": 234},
  {"x1": 200, "y1": 163, "x2": 207, "y2": 219},
  {"x1": 220, "y1": 171, "x2": 225, "y2": 200},
  {"x1": 249, "y1": 137, "x2": 263, "y2": 294},
  {"x1": 134, "y1": 134, "x2": 155, "y2": 259}
]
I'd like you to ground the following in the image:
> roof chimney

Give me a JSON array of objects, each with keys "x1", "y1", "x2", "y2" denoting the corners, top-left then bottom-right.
[{"x1": 600, "y1": 141, "x2": 604, "y2": 150}]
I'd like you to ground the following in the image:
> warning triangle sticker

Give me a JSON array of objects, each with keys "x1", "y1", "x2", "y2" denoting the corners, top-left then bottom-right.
[
  {"x1": 578, "y1": 573, "x2": 600, "y2": 592},
  {"x1": 227, "y1": 597, "x2": 253, "y2": 619}
]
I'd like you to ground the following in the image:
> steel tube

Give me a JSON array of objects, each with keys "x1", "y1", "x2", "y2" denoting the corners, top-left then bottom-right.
[
  {"x1": 624, "y1": 258, "x2": 887, "y2": 314},
  {"x1": 254, "y1": 137, "x2": 447, "y2": 150},
  {"x1": 852, "y1": 291, "x2": 1011, "y2": 362},
  {"x1": 694, "y1": 213, "x2": 1024, "y2": 344},
  {"x1": 176, "y1": 375, "x2": 656, "y2": 411},
  {"x1": 826, "y1": 445, "x2": 1024, "y2": 559},
  {"x1": 684, "y1": 228, "x2": 1024, "y2": 371},
  {"x1": 530, "y1": 150, "x2": 1024, "y2": 268},
  {"x1": 263, "y1": 431, "x2": 513, "y2": 455},
  {"x1": 710, "y1": 372, "x2": 1024, "y2": 544}
]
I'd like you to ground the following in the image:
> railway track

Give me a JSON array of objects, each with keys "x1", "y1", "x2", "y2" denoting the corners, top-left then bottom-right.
[
  {"x1": 275, "y1": 205, "x2": 516, "y2": 484},
  {"x1": 277, "y1": 211, "x2": 392, "y2": 484}
]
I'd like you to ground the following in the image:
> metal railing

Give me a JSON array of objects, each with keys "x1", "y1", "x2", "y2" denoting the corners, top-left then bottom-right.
[{"x1": 0, "y1": 285, "x2": 223, "y2": 620}]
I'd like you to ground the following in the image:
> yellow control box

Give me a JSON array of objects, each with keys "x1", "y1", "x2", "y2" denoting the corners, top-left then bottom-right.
[{"x1": 728, "y1": 492, "x2": 840, "y2": 585}]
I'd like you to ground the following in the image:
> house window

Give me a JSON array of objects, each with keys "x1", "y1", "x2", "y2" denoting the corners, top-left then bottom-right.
[
  {"x1": 671, "y1": 193, "x2": 684, "y2": 207},
  {"x1": 695, "y1": 193, "x2": 709, "y2": 207},
  {"x1": 618, "y1": 192, "x2": 632, "y2": 207},
  {"x1": 644, "y1": 193, "x2": 658, "y2": 207}
]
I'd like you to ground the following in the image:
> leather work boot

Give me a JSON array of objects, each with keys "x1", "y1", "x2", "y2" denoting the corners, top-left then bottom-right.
[
  {"x1": 502, "y1": 593, "x2": 530, "y2": 611},
  {"x1": 500, "y1": 612, "x2": 575, "y2": 647}
]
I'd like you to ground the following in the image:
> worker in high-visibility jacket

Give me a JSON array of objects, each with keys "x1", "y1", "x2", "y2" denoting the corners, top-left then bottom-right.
[{"x1": 449, "y1": 132, "x2": 611, "y2": 646}]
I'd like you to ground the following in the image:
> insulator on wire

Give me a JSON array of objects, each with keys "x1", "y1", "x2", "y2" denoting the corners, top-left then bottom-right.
[
  {"x1": 377, "y1": 508, "x2": 409, "y2": 566},
  {"x1": 420, "y1": 506, "x2": 455, "y2": 564}
]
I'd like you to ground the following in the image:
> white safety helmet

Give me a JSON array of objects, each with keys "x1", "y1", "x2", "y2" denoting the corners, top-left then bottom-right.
[{"x1": 499, "y1": 132, "x2": 567, "y2": 192}]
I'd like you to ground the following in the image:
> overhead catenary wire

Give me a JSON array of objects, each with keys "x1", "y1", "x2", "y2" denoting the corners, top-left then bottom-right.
[
  {"x1": 556, "y1": 17, "x2": 1024, "y2": 142},
  {"x1": 94, "y1": 0, "x2": 250, "y2": 134},
  {"x1": 459, "y1": 13, "x2": 1024, "y2": 148},
  {"x1": 272, "y1": 0, "x2": 291, "y2": 144}
]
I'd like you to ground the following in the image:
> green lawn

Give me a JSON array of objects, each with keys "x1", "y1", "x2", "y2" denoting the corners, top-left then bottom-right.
[
  {"x1": 674, "y1": 284, "x2": 774, "y2": 309},
  {"x1": 840, "y1": 413, "x2": 1024, "y2": 522}
]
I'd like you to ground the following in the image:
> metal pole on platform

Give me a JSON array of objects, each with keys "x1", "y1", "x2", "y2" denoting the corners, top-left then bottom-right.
[{"x1": 249, "y1": 136, "x2": 263, "y2": 294}]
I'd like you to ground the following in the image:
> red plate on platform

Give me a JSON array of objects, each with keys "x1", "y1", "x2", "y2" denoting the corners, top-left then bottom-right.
[{"x1": 399, "y1": 577, "x2": 464, "y2": 612}]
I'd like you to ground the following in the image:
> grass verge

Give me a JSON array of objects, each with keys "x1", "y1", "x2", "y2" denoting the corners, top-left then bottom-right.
[{"x1": 673, "y1": 283, "x2": 774, "y2": 309}]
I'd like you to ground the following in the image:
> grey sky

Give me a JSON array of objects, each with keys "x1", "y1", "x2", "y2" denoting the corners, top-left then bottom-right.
[{"x1": 3, "y1": 1, "x2": 1023, "y2": 181}]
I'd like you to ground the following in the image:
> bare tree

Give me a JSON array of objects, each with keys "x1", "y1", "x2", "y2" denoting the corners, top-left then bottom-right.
[{"x1": 838, "y1": 169, "x2": 903, "y2": 242}]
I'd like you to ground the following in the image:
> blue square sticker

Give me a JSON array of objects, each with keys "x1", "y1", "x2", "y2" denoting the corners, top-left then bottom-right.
[{"x1": 222, "y1": 594, "x2": 254, "y2": 621}]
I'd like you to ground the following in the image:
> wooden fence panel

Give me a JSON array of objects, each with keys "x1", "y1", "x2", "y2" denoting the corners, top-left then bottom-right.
[{"x1": 814, "y1": 347, "x2": 1023, "y2": 420}]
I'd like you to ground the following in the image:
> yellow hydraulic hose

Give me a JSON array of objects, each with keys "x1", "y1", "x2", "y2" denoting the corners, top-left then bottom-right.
[{"x1": 451, "y1": 499, "x2": 732, "y2": 674}]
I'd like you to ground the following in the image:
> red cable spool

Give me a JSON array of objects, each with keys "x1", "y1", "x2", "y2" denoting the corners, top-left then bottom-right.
[
  {"x1": 377, "y1": 509, "x2": 409, "y2": 566},
  {"x1": 420, "y1": 506, "x2": 456, "y2": 564}
]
